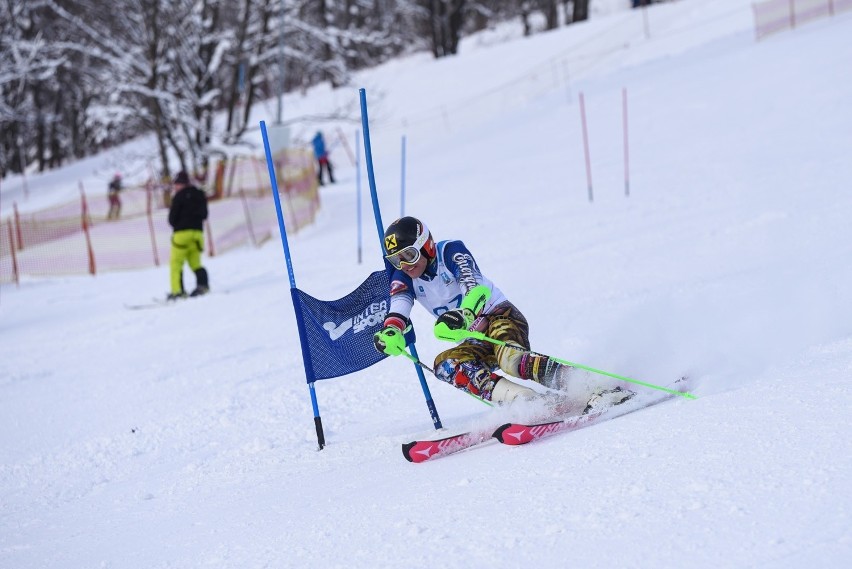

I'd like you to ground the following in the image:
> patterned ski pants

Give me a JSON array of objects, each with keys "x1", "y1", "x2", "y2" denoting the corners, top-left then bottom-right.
[{"x1": 433, "y1": 301, "x2": 531, "y2": 399}]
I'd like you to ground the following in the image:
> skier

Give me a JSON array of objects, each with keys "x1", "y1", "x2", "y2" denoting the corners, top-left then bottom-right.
[
  {"x1": 107, "y1": 173, "x2": 122, "y2": 220},
  {"x1": 311, "y1": 131, "x2": 335, "y2": 185},
  {"x1": 167, "y1": 171, "x2": 210, "y2": 300},
  {"x1": 372, "y1": 216, "x2": 614, "y2": 406}
]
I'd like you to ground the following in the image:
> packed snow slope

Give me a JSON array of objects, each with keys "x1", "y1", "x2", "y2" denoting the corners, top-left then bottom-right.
[{"x1": 2, "y1": 1, "x2": 851, "y2": 568}]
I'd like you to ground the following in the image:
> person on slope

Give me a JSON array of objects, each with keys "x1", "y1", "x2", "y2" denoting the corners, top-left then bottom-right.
[
  {"x1": 373, "y1": 216, "x2": 590, "y2": 405},
  {"x1": 167, "y1": 171, "x2": 210, "y2": 300}
]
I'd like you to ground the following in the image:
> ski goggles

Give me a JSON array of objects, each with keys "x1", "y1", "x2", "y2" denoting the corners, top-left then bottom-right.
[
  {"x1": 385, "y1": 245, "x2": 422, "y2": 269},
  {"x1": 385, "y1": 223, "x2": 430, "y2": 269}
]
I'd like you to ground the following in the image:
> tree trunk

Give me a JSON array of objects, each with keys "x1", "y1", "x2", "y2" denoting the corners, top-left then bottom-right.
[
  {"x1": 447, "y1": 0, "x2": 465, "y2": 55},
  {"x1": 429, "y1": 0, "x2": 466, "y2": 58},
  {"x1": 573, "y1": 0, "x2": 589, "y2": 22},
  {"x1": 544, "y1": 0, "x2": 558, "y2": 30},
  {"x1": 241, "y1": 0, "x2": 273, "y2": 136}
]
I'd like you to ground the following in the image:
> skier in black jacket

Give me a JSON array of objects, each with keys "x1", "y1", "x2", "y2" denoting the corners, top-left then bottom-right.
[{"x1": 167, "y1": 171, "x2": 209, "y2": 300}]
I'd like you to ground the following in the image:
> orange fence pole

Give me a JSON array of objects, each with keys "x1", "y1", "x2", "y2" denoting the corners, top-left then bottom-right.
[
  {"x1": 13, "y1": 202, "x2": 22, "y2": 250},
  {"x1": 146, "y1": 182, "x2": 160, "y2": 266},
  {"x1": 336, "y1": 127, "x2": 357, "y2": 166},
  {"x1": 240, "y1": 189, "x2": 258, "y2": 247},
  {"x1": 226, "y1": 157, "x2": 239, "y2": 198},
  {"x1": 79, "y1": 182, "x2": 97, "y2": 275},
  {"x1": 205, "y1": 219, "x2": 216, "y2": 257},
  {"x1": 7, "y1": 220, "x2": 19, "y2": 287}
]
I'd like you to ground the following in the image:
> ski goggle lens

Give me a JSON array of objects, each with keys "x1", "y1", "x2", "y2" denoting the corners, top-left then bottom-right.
[{"x1": 385, "y1": 246, "x2": 421, "y2": 269}]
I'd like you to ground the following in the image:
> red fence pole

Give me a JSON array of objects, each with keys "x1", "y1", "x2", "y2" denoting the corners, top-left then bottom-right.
[
  {"x1": 250, "y1": 157, "x2": 265, "y2": 195},
  {"x1": 79, "y1": 182, "x2": 97, "y2": 275},
  {"x1": 13, "y1": 202, "x2": 23, "y2": 250},
  {"x1": 226, "y1": 158, "x2": 238, "y2": 198},
  {"x1": 205, "y1": 219, "x2": 216, "y2": 257},
  {"x1": 623, "y1": 87, "x2": 630, "y2": 198},
  {"x1": 7, "y1": 220, "x2": 19, "y2": 287},
  {"x1": 146, "y1": 182, "x2": 160, "y2": 266},
  {"x1": 579, "y1": 92, "x2": 594, "y2": 203},
  {"x1": 240, "y1": 189, "x2": 258, "y2": 247},
  {"x1": 336, "y1": 126, "x2": 357, "y2": 166}
]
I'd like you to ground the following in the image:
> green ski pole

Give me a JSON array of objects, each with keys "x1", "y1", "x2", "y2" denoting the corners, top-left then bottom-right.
[
  {"x1": 399, "y1": 351, "x2": 494, "y2": 407},
  {"x1": 435, "y1": 324, "x2": 696, "y2": 400}
]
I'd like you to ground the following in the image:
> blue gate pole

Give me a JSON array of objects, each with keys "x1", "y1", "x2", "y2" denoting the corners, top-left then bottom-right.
[
  {"x1": 259, "y1": 120, "x2": 326, "y2": 450},
  {"x1": 356, "y1": 130, "x2": 363, "y2": 264},
  {"x1": 359, "y1": 88, "x2": 442, "y2": 430},
  {"x1": 400, "y1": 135, "x2": 407, "y2": 217}
]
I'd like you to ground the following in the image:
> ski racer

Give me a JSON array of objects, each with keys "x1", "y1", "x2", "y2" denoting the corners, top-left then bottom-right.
[{"x1": 373, "y1": 216, "x2": 577, "y2": 405}]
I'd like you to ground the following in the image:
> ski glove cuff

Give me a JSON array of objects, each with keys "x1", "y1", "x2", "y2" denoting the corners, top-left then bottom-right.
[
  {"x1": 460, "y1": 284, "x2": 491, "y2": 317},
  {"x1": 373, "y1": 326, "x2": 407, "y2": 356}
]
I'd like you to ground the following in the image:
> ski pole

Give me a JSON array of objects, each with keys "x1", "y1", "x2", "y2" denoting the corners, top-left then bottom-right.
[
  {"x1": 400, "y1": 352, "x2": 494, "y2": 407},
  {"x1": 442, "y1": 329, "x2": 696, "y2": 400}
]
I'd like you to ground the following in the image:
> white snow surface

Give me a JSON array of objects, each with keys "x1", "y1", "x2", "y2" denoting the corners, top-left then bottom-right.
[{"x1": 2, "y1": 1, "x2": 851, "y2": 567}]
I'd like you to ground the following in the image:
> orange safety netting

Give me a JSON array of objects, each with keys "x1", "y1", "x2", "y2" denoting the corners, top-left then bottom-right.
[
  {"x1": 753, "y1": 0, "x2": 851, "y2": 40},
  {"x1": 1, "y1": 149, "x2": 319, "y2": 284}
]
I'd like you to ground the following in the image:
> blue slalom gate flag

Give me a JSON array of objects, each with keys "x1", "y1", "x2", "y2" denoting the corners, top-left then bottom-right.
[{"x1": 294, "y1": 269, "x2": 400, "y2": 381}]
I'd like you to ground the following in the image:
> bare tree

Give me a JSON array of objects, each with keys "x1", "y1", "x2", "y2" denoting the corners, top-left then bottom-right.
[{"x1": 1, "y1": 0, "x2": 600, "y2": 181}]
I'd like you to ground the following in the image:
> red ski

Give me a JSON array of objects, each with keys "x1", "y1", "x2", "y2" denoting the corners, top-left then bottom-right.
[
  {"x1": 403, "y1": 378, "x2": 691, "y2": 460},
  {"x1": 401, "y1": 430, "x2": 491, "y2": 463},
  {"x1": 492, "y1": 410, "x2": 605, "y2": 445},
  {"x1": 493, "y1": 389, "x2": 682, "y2": 446}
]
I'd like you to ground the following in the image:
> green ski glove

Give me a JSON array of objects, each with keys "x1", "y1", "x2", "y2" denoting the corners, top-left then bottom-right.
[
  {"x1": 460, "y1": 284, "x2": 491, "y2": 316},
  {"x1": 434, "y1": 308, "x2": 475, "y2": 342},
  {"x1": 434, "y1": 285, "x2": 492, "y2": 342},
  {"x1": 373, "y1": 326, "x2": 407, "y2": 356}
]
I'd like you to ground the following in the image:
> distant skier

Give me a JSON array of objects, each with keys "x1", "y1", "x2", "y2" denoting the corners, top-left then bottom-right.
[
  {"x1": 311, "y1": 131, "x2": 335, "y2": 186},
  {"x1": 167, "y1": 171, "x2": 209, "y2": 300},
  {"x1": 372, "y1": 216, "x2": 635, "y2": 408},
  {"x1": 107, "y1": 173, "x2": 122, "y2": 220}
]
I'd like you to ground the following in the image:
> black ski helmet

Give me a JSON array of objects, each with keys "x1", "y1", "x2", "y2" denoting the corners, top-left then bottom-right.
[{"x1": 383, "y1": 216, "x2": 436, "y2": 265}]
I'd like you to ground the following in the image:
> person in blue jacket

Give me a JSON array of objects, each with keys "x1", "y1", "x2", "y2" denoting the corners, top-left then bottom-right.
[{"x1": 311, "y1": 131, "x2": 335, "y2": 185}]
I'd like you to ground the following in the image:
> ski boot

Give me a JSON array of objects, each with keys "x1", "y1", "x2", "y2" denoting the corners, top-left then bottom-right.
[
  {"x1": 513, "y1": 349, "x2": 573, "y2": 390},
  {"x1": 190, "y1": 268, "x2": 209, "y2": 296},
  {"x1": 582, "y1": 386, "x2": 636, "y2": 415}
]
